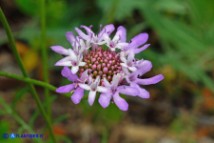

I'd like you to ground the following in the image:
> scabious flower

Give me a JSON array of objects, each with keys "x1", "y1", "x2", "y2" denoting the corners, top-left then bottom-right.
[{"x1": 51, "y1": 24, "x2": 164, "y2": 111}]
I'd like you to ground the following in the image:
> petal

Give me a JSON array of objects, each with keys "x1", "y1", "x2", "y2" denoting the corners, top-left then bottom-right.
[
  {"x1": 67, "y1": 49, "x2": 77, "y2": 60},
  {"x1": 71, "y1": 66, "x2": 79, "y2": 74},
  {"x1": 97, "y1": 86, "x2": 108, "y2": 93},
  {"x1": 115, "y1": 26, "x2": 126, "y2": 42},
  {"x1": 103, "y1": 33, "x2": 111, "y2": 43},
  {"x1": 133, "y1": 44, "x2": 150, "y2": 54},
  {"x1": 88, "y1": 91, "x2": 97, "y2": 106},
  {"x1": 56, "y1": 84, "x2": 75, "y2": 93},
  {"x1": 51, "y1": 46, "x2": 68, "y2": 55},
  {"x1": 75, "y1": 27, "x2": 90, "y2": 41},
  {"x1": 135, "y1": 60, "x2": 152, "y2": 76},
  {"x1": 81, "y1": 25, "x2": 94, "y2": 35},
  {"x1": 102, "y1": 78, "x2": 110, "y2": 87},
  {"x1": 129, "y1": 33, "x2": 148, "y2": 49},
  {"x1": 113, "y1": 92, "x2": 128, "y2": 111},
  {"x1": 138, "y1": 88, "x2": 150, "y2": 98},
  {"x1": 79, "y1": 83, "x2": 91, "y2": 90},
  {"x1": 120, "y1": 51, "x2": 127, "y2": 62},
  {"x1": 117, "y1": 86, "x2": 139, "y2": 96},
  {"x1": 120, "y1": 63, "x2": 129, "y2": 68},
  {"x1": 55, "y1": 59, "x2": 72, "y2": 66},
  {"x1": 129, "y1": 66, "x2": 137, "y2": 72},
  {"x1": 98, "y1": 24, "x2": 115, "y2": 37},
  {"x1": 66, "y1": 32, "x2": 76, "y2": 44},
  {"x1": 61, "y1": 67, "x2": 78, "y2": 81},
  {"x1": 79, "y1": 62, "x2": 86, "y2": 66},
  {"x1": 94, "y1": 76, "x2": 100, "y2": 87},
  {"x1": 136, "y1": 74, "x2": 164, "y2": 85},
  {"x1": 71, "y1": 87, "x2": 84, "y2": 104},
  {"x1": 117, "y1": 42, "x2": 129, "y2": 49},
  {"x1": 130, "y1": 83, "x2": 150, "y2": 98},
  {"x1": 99, "y1": 93, "x2": 112, "y2": 108},
  {"x1": 80, "y1": 70, "x2": 88, "y2": 82},
  {"x1": 127, "y1": 52, "x2": 135, "y2": 62},
  {"x1": 122, "y1": 66, "x2": 131, "y2": 75},
  {"x1": 111, "y1": 74, "x2": 121, "y2": 87}
]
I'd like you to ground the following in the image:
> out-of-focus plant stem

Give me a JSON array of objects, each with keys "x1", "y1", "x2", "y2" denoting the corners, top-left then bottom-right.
[
  {"x1": 0, "y1": 97, "x2": 43, "y2": 143},
  {"x1": 0, "y1": 7, "x2": 56, "y2": 143},
  {"x1": 40, "y1": 0, "x2": 51, "y2": 118},
  {"x1": 0, "y1": 72, "x2": 56, "y2": 91}
]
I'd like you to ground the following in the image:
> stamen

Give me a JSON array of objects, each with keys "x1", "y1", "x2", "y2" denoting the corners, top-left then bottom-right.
[{"x1": 79, "y1": 47, "x2": 122, "y2": 82}]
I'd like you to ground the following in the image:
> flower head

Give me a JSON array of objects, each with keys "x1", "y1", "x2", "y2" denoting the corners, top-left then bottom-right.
[{"x1": 52, "y1": 24, "x2": 164, "y2": 111}]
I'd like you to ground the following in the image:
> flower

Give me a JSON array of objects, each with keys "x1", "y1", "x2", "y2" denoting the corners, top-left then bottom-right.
[
  {"x1": 52, "y1": 24, "x2": 164, "y2": 111},
  {"x1": 51, "y1": 46, "x2": 86, "y2": 74},
  {"x1": 56, "y1": 67, "x2": 88, "y2": 104}
]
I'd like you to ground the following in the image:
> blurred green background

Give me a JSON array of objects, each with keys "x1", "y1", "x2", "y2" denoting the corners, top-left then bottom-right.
[{"x1": 0, "y1": 0, "x2": 214, "y2": 142}]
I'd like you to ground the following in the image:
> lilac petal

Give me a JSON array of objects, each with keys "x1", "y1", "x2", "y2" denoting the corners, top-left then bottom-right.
[
  {"x1": 130, "y1": 83, "x2": 150, "y2": 98},
  {"x1": 111, "y1": 74, "x2": 121, "y2": 87},
  {"x1": 51, "y1": 46, "x2": 68, "y2": 55},
  {"x1": 88, "y1": 91, "x2": 97, "y2": 106},
  {"x1": 136, "y1": 74, "x2": 164, "y2": 85},
  {"x1": 66, "y1": 32, "x2": 76, "y2": 44},
  {"x1": 79, "y1": 83, "x2": 91, "y2": 90},
  {"x1": 81, "y1": 25, "x2": 94, "y2": 35},
  {"x1": 129, "y1": 33, "x2": 148, "y2": 49},
  {"x1": 116, "y1": 26, "x2": 126, "y2": 42},
  {"x1": 117, "y1": 42, "x2": 129, "y2": 49},
  {"x1": 117, "y1": 86, "x2": 139, "y2": 96},
  {"x1": 127, "y1": 52, "x2": 135, "y2": 62},
  {"x1": 93, "y1": 76, "x2": 101, "y2": 88},
  {"x1": 97, "y1": 86, "x2": 108, "y2": 93},
  {"x1": 56, "y1": 84, "x2": 75, "y2": 93},
  {"x1": 75, "y1": 27, "x2": 90, "y2": 40},
  {"x1": 61, "y1": 67, "x2": 78, "y2": 81},
  {"x1": 71, "y1": 87, "x2": 84, "y2": 104},
  {"x1": 113, "y1": 92, "x2": 128, "y2": 111},
  {"x1": 103, "y1": 78, "x2": 111, "y2": 87},
  {"x1": 79, "y1": 70, "x2": 88, "y2": 82},
  {"x1": 55, "y1": 57, "x2": 72, "y2": 66},
  {"x1": 98, "y1": 24, "x2": 115, "y2": 37},
  {"x1": 99, "y1": 93, "x2": 111, "y2": 108},
  {"x1": 71, "y1": 66, "x2": 79, "y2": 74},
  {"x1": 79, "y1": 61, "x2": 86, "y2": 67},
  {"x1": 133, "y1": 44, "x2": 150, "y2": 54},
  {"x1": 138, "y1": 88, "x2": 150, "y2": 98},
  {"x1": 135, "y1": 60, "x2": 152, "y2": 76}
]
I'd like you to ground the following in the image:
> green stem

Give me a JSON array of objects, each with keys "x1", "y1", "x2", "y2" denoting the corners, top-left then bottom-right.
[
  {"x1": 0, "y1": 97, "x2": 43, "y2": 143},
  {"x1": 0, "y1": 72, "x2": 56, "y2": 91},
  {"x1": 0, "y1": 71, "x2": 71, "y2": 98},
  {"x1": 0, "y1": 10, "x2": 27, "y2": 77},
  {"x1": 40, "y1": 0, "x2": 50, "y2": 116},
  {"x1": 0, "y1": 8, "x2": 56, "y2": 143}
]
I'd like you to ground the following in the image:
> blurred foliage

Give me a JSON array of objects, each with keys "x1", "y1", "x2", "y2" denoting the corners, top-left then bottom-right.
[
  {"x1": 1, "y1": 0, "x2": 214, "y2": 142},
  {"x1": 141, "y1": 0, "x2": 214, "y2": 92},
  {"x1": 15, "y1": 0, "x2": 39, "y2": 16}
]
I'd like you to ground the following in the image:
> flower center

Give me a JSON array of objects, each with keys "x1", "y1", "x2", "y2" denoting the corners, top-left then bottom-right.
[
  {"x1": 109, "y1": 41, "x2": 115, "y2": 48},
  {"x1": 79, "y1": 47, "x2": 122, "y2": 82},
  {"x1": 72, "y1": 61, "x2": 77, "y2": 66}
]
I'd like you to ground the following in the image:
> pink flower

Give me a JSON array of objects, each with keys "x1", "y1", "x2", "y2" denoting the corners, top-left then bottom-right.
[{"x1": 52, "y1": 24, "x2": 164, "y2": 111}]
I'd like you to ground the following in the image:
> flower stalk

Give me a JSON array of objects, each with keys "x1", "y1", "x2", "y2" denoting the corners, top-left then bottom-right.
[
  {"x1": 0, "y1": 72, "x2": 56, "y2": 91},
  {"x1": 40, "y1": 0, "x2": 51, "y2": 121},
  {"x1": 0, "y1": 7, "x2": 56, "y2": 143}
]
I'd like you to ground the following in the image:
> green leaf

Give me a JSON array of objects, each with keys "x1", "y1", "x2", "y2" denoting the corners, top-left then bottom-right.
[{"x1": 154, "y1": 0, "x2": 186, "y2": 14}]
